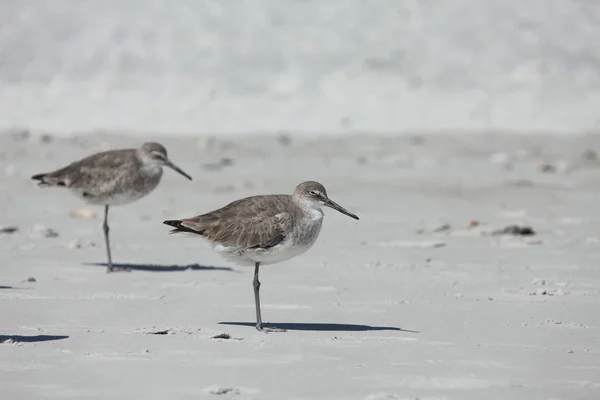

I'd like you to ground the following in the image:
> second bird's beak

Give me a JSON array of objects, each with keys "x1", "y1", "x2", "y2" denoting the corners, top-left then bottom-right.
[
  {"x1": 323, "y1": 198, "x2": 359, "y2": 220},
  {"x1": 165, "y1": 159, "x2": 193, "y2": 180}
]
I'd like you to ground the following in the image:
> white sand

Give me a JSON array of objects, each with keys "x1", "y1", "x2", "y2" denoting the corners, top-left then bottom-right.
[{"x1": 1, "y1": 132, "x2": 599, "y2": 399}]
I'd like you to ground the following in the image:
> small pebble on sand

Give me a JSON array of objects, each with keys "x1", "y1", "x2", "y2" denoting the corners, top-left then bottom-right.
[
  {"x1": 277, "y1": 134, "x2": 292, "y2": 146},
  {"x1": 65, "y1": 239, "x2": 96, "y2": 249},
  {"x1": 0, "y1": 225, "x2": 18, "y2": 234},
  {"x1": 203, "y1": 385, "x2": 240, "y2": 395},
  {"x1": 432, "y1": 224, "x2": 451, "y2": 233},
  {"x1": 491, "y1": 225, "x2": 536, "y2": 236},
  {"x1": 142, "y1": 328, "x2": 173, "y2": 335},
  {"x1": 581, "y1": 149, "x2": 597, "y2": 161},
  {"x1": 538, "y1": 161, "x2": 556, "y2": 173},
  {"x1": 211, "y1": 333, "x2": 231, "y2": 340},
  {"x1": 31, "y1": 225, "x2": 59, "y2": 238},
  {"x1": 39, "y1": 134, "x2": 53, "y2": 143},
  {"x1": 70, "y1": 209, "x2": 97, "y2": 219}
]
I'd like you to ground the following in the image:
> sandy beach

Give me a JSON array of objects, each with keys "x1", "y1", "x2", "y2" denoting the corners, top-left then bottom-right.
[
  {"x1": 2, "y1": 1, "x2": 600, "y2": 398},
  {"x1": 1, "y1": 131, "x2": 599, "y2": 399}
]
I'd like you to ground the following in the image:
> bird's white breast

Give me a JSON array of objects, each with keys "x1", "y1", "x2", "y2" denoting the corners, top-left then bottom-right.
[{"x1": 214, "y1": 208, "x2": 325, "y2": 266}]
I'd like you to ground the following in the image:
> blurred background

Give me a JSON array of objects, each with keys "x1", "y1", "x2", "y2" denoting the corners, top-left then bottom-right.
[{"x1": 1, "y1": 0, "x2": 599, "y2": 136}]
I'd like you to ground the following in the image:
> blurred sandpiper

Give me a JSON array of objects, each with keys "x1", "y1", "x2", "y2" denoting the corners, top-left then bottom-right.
[{"x1": 32, "y1": 142, "x2": 192, "y2": 273}]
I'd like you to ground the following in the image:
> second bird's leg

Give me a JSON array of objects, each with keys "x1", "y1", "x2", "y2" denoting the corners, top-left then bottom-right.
[
  {"x1": 103, "y1": 205, "x2": 130, "y2": 273},
  {"x1": 103, "y1": 205, "x2": 113, "y2": 273}
]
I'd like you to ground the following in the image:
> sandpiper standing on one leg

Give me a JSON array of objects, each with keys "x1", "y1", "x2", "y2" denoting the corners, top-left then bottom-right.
[
  {"x1": 163, "y1": 181, "x2": 359, "y2": 332},
  {"x1": 32, "y1": 142, "x2": 192, "y2": 273}
]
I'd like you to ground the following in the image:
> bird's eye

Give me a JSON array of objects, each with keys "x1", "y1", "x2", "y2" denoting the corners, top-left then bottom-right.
[{"x1": 309, "y1": 190, "x2": 317, "y2": 195}]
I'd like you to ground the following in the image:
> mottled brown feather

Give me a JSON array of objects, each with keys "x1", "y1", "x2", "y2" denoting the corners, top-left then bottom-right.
[{"x1": 164, "y1": 195, "x2": 299, "y2": 249}]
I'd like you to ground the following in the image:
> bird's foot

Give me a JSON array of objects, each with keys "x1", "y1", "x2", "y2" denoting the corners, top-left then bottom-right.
[
  {"x1": 256, "y1": 324, "x2": 287, "y2": 333},
  {"x1": 106, "y1": 266, "x2": 132, "y2": 273}
]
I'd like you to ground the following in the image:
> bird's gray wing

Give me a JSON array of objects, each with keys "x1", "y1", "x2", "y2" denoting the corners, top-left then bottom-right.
[
  {"x1": 36, "y1": 150, "x2": 139, "y2": 193},
  {"x1": 169, "y1": 195, "x2": 294, "y2": 249}
]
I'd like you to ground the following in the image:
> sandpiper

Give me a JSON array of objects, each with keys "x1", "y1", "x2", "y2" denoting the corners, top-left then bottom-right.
[
  {"x1": 32, "y1": 142, "x2": 192, "y2": 273},
  {"x1": 163, "y1": 181, "x2": 359, "y2": 332}
]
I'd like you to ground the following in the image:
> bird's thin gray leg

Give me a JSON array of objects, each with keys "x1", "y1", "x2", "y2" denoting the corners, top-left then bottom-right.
[
  {"x1": 103, "y1": 206, "x2": 130, "y2": 273},
  {"x1": 103, "y1": 205, "x2": 113, "y2": 273},
  {"x1": 253, "y1": 262, "x2": 285, "y2": 333},
  {"x1": 253, "y1": 262, "x2": 263, "y2": 330}
]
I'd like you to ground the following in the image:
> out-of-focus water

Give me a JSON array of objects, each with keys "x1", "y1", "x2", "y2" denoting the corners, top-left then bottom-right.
[{"x1": 1, "y1": 0, "x2": 599, "y2": 135}]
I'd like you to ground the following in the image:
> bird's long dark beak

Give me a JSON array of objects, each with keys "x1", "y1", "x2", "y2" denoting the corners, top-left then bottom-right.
[
  {"x1": 165, "y1": 159, "x2": 192, "y2": 180},
  {"x1": 323, "y1": 198, "x2": 359, "y2": 220}
]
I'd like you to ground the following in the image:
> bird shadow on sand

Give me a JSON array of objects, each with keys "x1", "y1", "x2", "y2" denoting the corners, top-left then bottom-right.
[
  {"x1": 1, "y1": 334, "x2": 69, "y2": 343},
  {"x1": 219, "y1": 322, "x2": 419, "y2": 333},
  {"x1": 0, "y1": 285, "x2": 33, "y2": 290},
  {"x1": 84, "y1": 262, "x2": 235, "y2": 273}
]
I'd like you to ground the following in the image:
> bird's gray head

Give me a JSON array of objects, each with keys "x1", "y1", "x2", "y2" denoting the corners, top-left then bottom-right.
[
  {"x1": 139, "y1": 142, "x2": 192, "y2": 181},
  {"x1": 141, "y1": 142, "x2": 168, "y2": 161},
  {"x1": 293, "y1": 181, "x2": 359, "y2": 220}
]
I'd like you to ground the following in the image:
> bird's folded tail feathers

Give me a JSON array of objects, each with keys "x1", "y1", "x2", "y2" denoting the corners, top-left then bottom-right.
[
  {"x1": 31, "y1": 173, "x2": 67, "y2": 187},
  {"x1": 163, "y1": 219, "x2": 205, "y2": 236}
]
